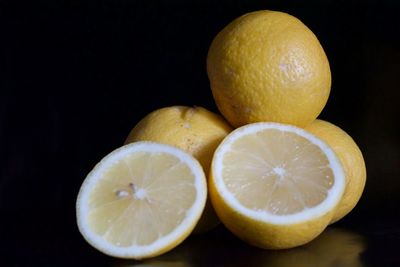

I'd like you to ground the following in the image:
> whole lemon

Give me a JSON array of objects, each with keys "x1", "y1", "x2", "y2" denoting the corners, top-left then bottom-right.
[
  {"x1": 207, "y1": 10, "x2": 331, "y2": 127},
  {"x1": 125, "y1": 106, "x2": 233, "y2": 233},
  {"x1": 305, "y1": 119, "x2": 366, "y2": 223}
]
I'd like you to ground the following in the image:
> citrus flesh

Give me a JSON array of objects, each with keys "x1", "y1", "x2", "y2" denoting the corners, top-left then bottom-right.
[
  {"x1": 125, "y1": 106, "x2": 232, "y2": 233},
  {"x1": 305, "y1": 119, "x2": 366, "y2": 223},
  {"x1": 76, "y1": 142, "x2": 207, "y2": 259},
  {"x1": 207, "y1": 10, "x2": 331, "y2": 127},
  {"x1": 210, "y1": 122, "x2": 345, "y2": 249}
]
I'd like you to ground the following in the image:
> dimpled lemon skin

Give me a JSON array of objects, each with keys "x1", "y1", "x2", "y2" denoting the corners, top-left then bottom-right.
[
  {"x1": 306, "y1": 119, "x2": 367, "y2": 223},
  {"x1": 125, "y1": 106, "x2": 232, "y2": 233},
  {"x1": 207, "y1": 10, "x2": 331, "y2": 127}
]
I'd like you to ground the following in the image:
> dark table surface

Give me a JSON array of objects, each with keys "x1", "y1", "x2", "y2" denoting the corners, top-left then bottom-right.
[{"x1": 1, "y1": 0, "x2": 400, "y2": 266}]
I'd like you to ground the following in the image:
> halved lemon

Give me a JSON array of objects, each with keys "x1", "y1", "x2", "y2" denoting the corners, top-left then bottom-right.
[
  {"x1": 209, "y1": 122, "x2": 345, "y2": 249},
  {"x1": 76, "y1": 142, "x2": 207, "y2": 259}
]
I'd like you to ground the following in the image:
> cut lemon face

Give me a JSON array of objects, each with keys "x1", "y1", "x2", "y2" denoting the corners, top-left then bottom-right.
[
  {"x1": 209, "y1": 122, "x2": 345, "y2": 249},
  {"x1": 76, "y1": 142, "x2": 207, "y2": 259}
]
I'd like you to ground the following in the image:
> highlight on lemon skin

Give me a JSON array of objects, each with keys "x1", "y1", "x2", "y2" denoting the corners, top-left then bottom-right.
[
  {"x1": 125, "y1": 106, "x2": 232, "y2": 233},
  {"x1": 207, "y1": 10, "x2": 331, "y2": 127},
  {"x1": 76, "y1": 141, "x2": 207, "y2": 259},
  {"x1": 305, "y1": 119, "x2": 366, "y2": 223},
  {"x1": 209, "y1": 122, "x2": 346, "y2": 249}
]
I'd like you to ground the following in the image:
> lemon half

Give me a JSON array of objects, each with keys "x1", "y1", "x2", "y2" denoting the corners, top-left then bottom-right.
[
  {"x1": 76, "y1": 142, "x2": 207, "y2": 259},
  {"x1": 210, "y1": 122, "x2": 345, "y2": 249}
]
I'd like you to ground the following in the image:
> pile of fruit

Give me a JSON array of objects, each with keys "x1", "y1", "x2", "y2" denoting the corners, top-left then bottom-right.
[{"x1": 76, "y1": 10, "x2": 366, "y2": 259}]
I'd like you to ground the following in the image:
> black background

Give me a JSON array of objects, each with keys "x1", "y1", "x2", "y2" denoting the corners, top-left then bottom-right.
[{"x1": 1, "y1": 0, "x2": 400, "y2": 266}]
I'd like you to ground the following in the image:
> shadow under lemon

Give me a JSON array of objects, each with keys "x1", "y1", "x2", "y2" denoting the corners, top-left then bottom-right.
[{"x1": 113, "y1": 227, "x2": 366, "y2": 267}]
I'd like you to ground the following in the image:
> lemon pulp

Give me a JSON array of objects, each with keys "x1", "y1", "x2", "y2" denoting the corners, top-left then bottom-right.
[
  {"x1": 88, "y1": 151, "x2": 196, "y2": 247},
  {"x1": 222, "y1": 129, "x2": 334, "y2": 215}
]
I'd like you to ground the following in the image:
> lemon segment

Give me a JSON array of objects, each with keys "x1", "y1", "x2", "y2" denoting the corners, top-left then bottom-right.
[
  {"x1": 210, "y1": 122, "x2": 345, "y2": 249},
  {"x1": 76, "y1": 142, "x2": 207, "y2": 259}
]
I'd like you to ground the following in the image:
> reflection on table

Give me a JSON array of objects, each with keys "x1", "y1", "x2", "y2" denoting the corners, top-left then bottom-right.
[{"x1": 114, "y1": 227, "x2": 366, "y2": 267}]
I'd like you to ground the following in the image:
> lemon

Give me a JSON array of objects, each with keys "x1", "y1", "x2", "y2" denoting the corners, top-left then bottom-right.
[
  {"x1": 209, "y1": 122, "x2": 345, "y2": 249},
  {"x1": 125, "y1": 106, "x2": 232, "y2": 233},
  {"x1": 305, "y1": 119, "x2": 366, "y2": 223},
  {"x1": 76, "y1": 142, "x2": 207, "y2": 259},
  {"x1": 207, "y1": 10, "x2": 331, "y2": 127}
]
